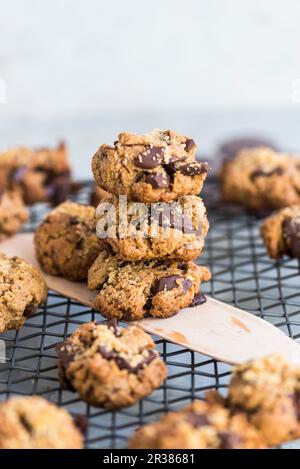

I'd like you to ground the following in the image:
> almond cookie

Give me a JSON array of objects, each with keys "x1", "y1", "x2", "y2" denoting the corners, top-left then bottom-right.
[
  {"x1": 0, "y1": 396, "x2": 83, "y2": 449},
  {"x1": 228, "y1": 354, "x2": 300, "y2": 447},
  {"x1": 0, "y1": 253, "x2": 47, "y2": 333},
  {"x1": 219, "y1": 147, "x2": 300, "y2": 212},
  {"x1": 260, "y1": 205, "x2": 300, "y2": 259},
  {"x1": 0, "y1": 142, "x2": 75, "y2": 205},
  {"x1": 88, "y1": 249, "x2": 211, "y2": 320},
  {"x1": 129, "y1": 397, "x2": 264, "y2": 449},
  {"x1": 34, "y1": 201, "x2": 103, "y2": 281},
  {"x1": 0, "y1": 189, "x2": 28, "y2": 240},
  {"x1": 96, "y1": 194, "x2": 209, "y2": 261},
  {"x1": 56, "y1": 320, "x2": 167, "y2": 409},
  {"x1": 92, "y1": 129, "x2": 208, "y2": 203}
]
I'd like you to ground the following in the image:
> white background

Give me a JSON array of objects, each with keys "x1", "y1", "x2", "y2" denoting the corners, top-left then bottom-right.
[{"x1": 1, "y1": 0, "x2": 300, "y2": 177}]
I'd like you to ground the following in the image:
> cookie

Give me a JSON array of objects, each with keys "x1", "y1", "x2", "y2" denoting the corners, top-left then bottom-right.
[
  {"x1": 90, "y1": 184, "x2": 110, "y2": 206},
  {"x1": 219, "y1": 147, "x2": 300, "y2": 212},
  {"x1": 96, "y1": 194, "x2": 209, "y2": 261},
  {"x1": 0, "y1": 396, "x2": 83, "y2": 449},
  {"x1": 88, "y1": 249, "x2": 211, "y2": 320},
  {"x1": 0, "y1": 142, "x2": 75, "y2": 205},
  {"x1": 128, "y1": 397, "x2": 264, "y2": 449},
  {"x1": 56, "y1": 320, "x2": 167, "y2": 409},
  {"x1": 0, "y1": 189, "x2": 28, "y2": 240},
  {"x1": 260, "y1": 205, "x2": 300, "y2": 258},
  {"x1": 228, "y1": 354, "x2": 300, "y2": 447},
  {"x1": 0, "y1": 253, "x2": 47, "y2": 333},
  {"x1": 92, "y1": 130, "x2": 209, "y2": 203},
  {"x1": 34, "y1": 201, "x2": 103, "y2": 281}
]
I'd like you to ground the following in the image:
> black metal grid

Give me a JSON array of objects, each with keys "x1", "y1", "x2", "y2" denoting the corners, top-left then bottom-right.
[{"x1": 0, "y1": 179, "x2": 300, "y2": 448}]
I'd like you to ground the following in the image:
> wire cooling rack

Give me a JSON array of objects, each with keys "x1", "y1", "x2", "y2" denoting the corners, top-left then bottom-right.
[{"x1": 0, "y1": 179, "x2": 300, "y2": 449}]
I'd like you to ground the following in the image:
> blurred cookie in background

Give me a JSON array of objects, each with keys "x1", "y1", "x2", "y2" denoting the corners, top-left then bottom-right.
[
  {"x1": 0, "y1": 189, "x2": 29, "y2": 240},
  {"x1": 0, "y1": 142, "x2": 78, "y2": 206},
  {"x1": 90, "y1": 184, "x2": 110, "y2": 206},
  {"x1": 219, "y1": 136, "x2": 278, "y2": 163}
]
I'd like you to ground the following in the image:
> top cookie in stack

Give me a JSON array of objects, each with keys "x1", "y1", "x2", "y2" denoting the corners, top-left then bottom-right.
[{"x1": 89, "y1": 129, "x2": 211, "y2": 321}]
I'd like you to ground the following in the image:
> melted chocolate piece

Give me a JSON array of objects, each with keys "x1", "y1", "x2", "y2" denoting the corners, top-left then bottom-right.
[
  {"x1": 56, "y1": 343, "x2": 75, "y2": 368},
  {"x1": 23, "y1": 303, "x2": 38, "y2": 318},
  {"x1": 177, "y1": 262, "x2": 188, "y2": 272},
  {"x1": 73, "y1": 414, "x2": 88, "y2": 435},
  {"x1": 179, "y1": 162, "x2": 208, "y2": 176},
  {"x1": 11, "y1": 165, "x2": 28, "y2": 183},
  {"x1": 185, "y1": 412, "x2": 210, "y2": 427},
  {"x1": 152, "y1": 275, "x2": 192, "y2": 294},
  {"x1": 218, "y1": 431, "x2": 241, "y2": 449},
  {"x1": 106, "y1": 318, "x2": 119, "y2": 335},
  {"x1": 134, "y1": 147, "x2": 165, "y2": 169},
  {"x1": 189, "y1": 293, "x2": 207, "y2": 307},
  {"x1": 282, "y1": 217, "x2": 300, "y2": 258},
  {"x1": 46, "y1": 172, "x2": 73, "y2": 206},
  {"x1": 98, "y1": 346, "x2": 156, "y2": 373},
  {"x1": 144, "y1": 172, "x2": 171, "y2": 189},
  {"x1": 185, "y1": 139, "x2": 195, "y2": 152},
  {"x1": 250, "y1": 167, "x2": 284, "y2": 181}
]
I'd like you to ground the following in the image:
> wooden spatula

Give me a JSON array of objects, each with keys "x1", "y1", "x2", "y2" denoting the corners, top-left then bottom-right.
[{"x1": 2, "y1": 233, "x2": 300, "y2": 365}]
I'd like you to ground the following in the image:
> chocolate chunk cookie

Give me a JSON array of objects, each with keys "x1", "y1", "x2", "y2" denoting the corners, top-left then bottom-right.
[
  {"x1": 0, "y1": 253, "x2": 47, "y2": 333},
  {"x1": 219, "y1": 147, "x2": 300, "y2": 212},
  {"x1": 260, "y1": 205, "x2": 300, "y2": 259},
  {"x1": 96, "y1": 194, "x2": 209, "y2": 261},
  {"x1": 0, "y1": 396, "x2": 83, "y2": 449},
  {"x1": 228, "y1": 354, "x2": 300, "y2": 447},
  {"x1": 0, "y1": 142, "x2": 75, "y2": 205},
  {"x1": 88, "y1": 249, "x2": 211, "y2": 320},
  {"x1": 219, "y1": 137, "x2": 277, "y2": 162},
  {"x1": 92, "y1": 130, "x2": 208, "y2": 203},
  {"x1": 129, "y1": 397, "x2": 264, "y2": 449},
  {"x1": 0, "y1": 189, "x2": 28, "y2": 240},
  {"x1": 34, "y1": 201, "x2": 103, "y2": 281},
  {"x1": 56, "y1": 321, "x2": 167, "y2": 409}
]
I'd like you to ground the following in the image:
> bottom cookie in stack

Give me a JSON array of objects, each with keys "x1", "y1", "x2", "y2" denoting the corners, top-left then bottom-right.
[{"x1": 88, "y1": 248, "x2": 211, "y2": 321}]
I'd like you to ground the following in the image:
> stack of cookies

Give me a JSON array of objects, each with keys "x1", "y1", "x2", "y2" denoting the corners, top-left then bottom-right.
[{"x1": 88, "y1": 129, "x2": 212, "y2": 321}]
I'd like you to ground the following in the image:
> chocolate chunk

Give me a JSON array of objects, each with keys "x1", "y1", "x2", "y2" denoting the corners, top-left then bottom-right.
[
  {"x1": 178, "y1": 162, "x2": 208, "y2": 176},
  {"x1": 218, "y1": 431, "x2": 241, "y2": 449},
  {"x1": 98, "y1": 345, "x2": 156, "y2": 373},
  {"x1": 106, "y1": 318, "x2": 119, "y2": 335},
  {"x1": 73, "y1": 414, "x2": 88, "y2": 435},
  {"x1": 134, "y1": 146, "x2": 165, "y2": 169},
  {"x1": 163, "y1": 163, "x2": 177, "y2": 175},
  {"x1": 23, "y1": 303, "x2": 38, "y2": 318},
  {"x1": 177, "y1": 262, "x2": 188, "y2": 272},
  {"x1": 69, "y1": 216, "x2": 79, "y2": 225},
  {"x1": 189, "y1": 293, "x2": 207, "y2": 307},
  {"x1": 152, "y1": 275, "x2": 191, "y2": 294},
  {"x1": 56, "y1": 343, "x2": 75, "y2": 368},
  {"x1": 144, "y1": 172, "x2": 171, "y2": 189},
  {"x1": 283, "y1": 217, "x2": 300, "y2": 258},
  {"x1": 250, "y1": 167, "x2": 284, "y2": 181},
  {"x1": 185, "y1": 139, "x2": 195, "y2": 152},
  {"x1": 11, "y1": 165, "x2": 28, "y2": 183},
  {"x1": 186, "y1": 412, "x2": 210, "y2": 427},
  {"x1": 19, "y1": 415, "x2": 33, "y2": 434},
  {"x1": 46, "y1": 172, "x2": 72, "y2": 206}
]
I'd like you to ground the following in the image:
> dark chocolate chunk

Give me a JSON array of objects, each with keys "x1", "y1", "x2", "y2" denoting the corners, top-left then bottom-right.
[
  {"x1": 282, "y1": 217, "x2": 300, "y2": 258},
  {"x1": 46, "y1": 172, "x2": 73, "y2": 206},
  {"x1": 56, "y1": 343, "x2": 75, "y2": 368},
  {"x1": 69, "y1": 216, "x2": 79, "y2": 225},
  {"x1": 19, "y1": 415, "x2": 33, "y2": 434},
  {"x1": 144, "y1": 172, "x2": 171, "y2": 189},
  {"x1": 106, "y1": 318, "x2": 119, "y2": 335},
  {"x1": 177, "y1": 262, "x2": 188, "y2": 272},
  {"x1": 152, "y1": 275, "x2": 191, "y2": 294},
  {"x1": 73, "y1": 414, "x2": 88, "y2": 435},
  {"x1": 11, "y1": 165, "x2": 28, "y2": 183},
  {"x1": 218, "y1": 431, "x2": 241, "y2": 449},
  {"x1": 178, "y1": 162, "x2": 208, "y2": 176},
  {"x1": 189, "y1": 293, "x2": 207, "y2": 307},
  {"x1": 98, "y1": 346, "x2": 156, "y2": 373},
  {"x1": 163, "y1": 163, "x2": 177, "y2": 176},
  {"x1": 23, "y1": 303, "x2": 38, "y2": 318},
  {"x1": 185, "y1": 139, "x2": 195, "y2": 152},
  {"x1": 250, "y1": 167, "x2": 284, "y2": 181},
  {"x1": 134, "y1": 146, "x2": 165, "y2": 169},
  {"x1": 186, "y1": 412, "x2": 210, "y2": 427}
]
